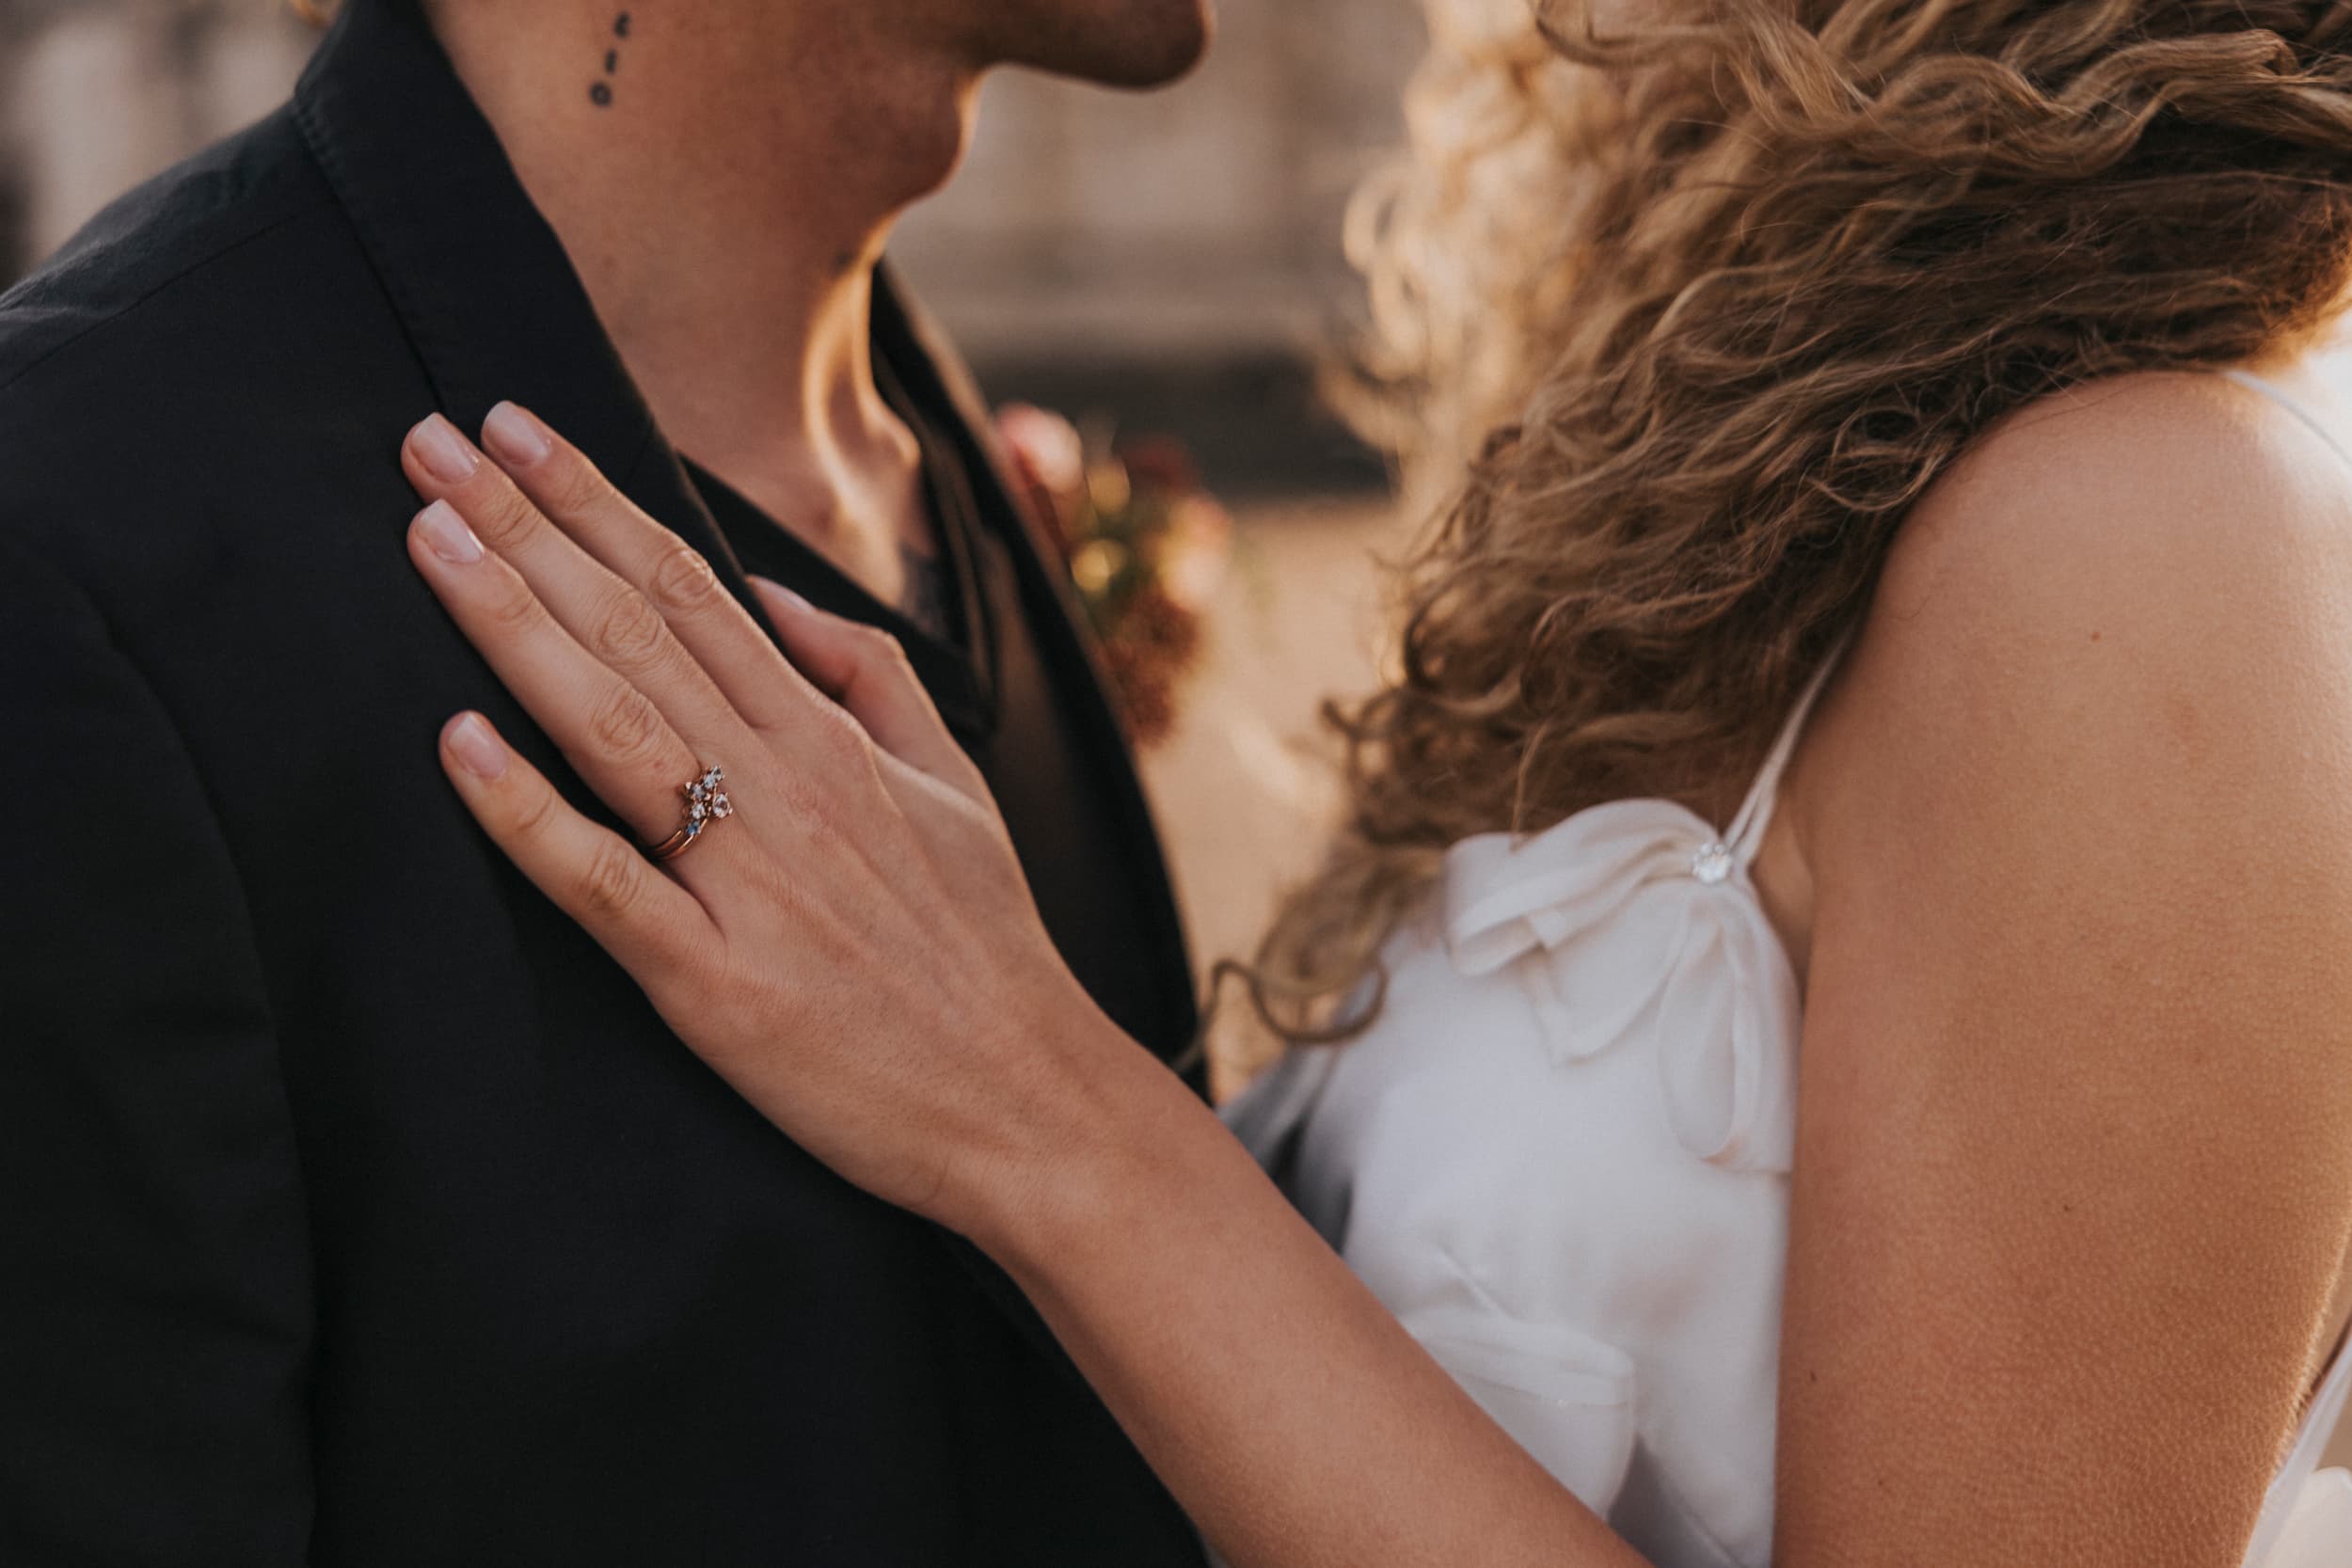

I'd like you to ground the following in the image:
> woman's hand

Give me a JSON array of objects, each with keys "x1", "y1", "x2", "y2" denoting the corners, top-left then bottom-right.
[
  {"x1": 391, "y1": 404, "x2": 1668, "y2": 1568},
  {"x1": 396, "y1": 402, "x2": 1126, "y2": 1232}
]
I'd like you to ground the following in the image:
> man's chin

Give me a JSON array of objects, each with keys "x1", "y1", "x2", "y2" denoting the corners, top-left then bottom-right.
[
  {"x1": 1017, "y1": 0, "x2": 1216, "y2": 91},
  {"x1": 1108, "y1": 1, "x2": 1216, "y2": 88}
]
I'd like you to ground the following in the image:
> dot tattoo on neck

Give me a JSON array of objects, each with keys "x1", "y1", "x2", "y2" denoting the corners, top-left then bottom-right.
[{"x1": 590, "y1": 11, "x2": 631, "y2": 108}]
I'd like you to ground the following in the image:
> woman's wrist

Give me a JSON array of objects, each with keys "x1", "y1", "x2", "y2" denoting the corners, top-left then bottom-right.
[{"x1": 945, "y1": 1003, "x2": 1212, "y2": 1280}]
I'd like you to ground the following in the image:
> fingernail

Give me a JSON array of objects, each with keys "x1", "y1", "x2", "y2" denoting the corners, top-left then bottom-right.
[
  {"x1": 409, "y1": 413, "x2": 480, "y2": 484},
  {"x1": 753, "y1": 576, "x2": 811, "y2": 613},
  {"x1": 483, "y1": 401, "x2": 553, "y2": 467},
  {"x1": 445, "y1": 712, "x2": 509, "y2": 779},
  {"x1": 416, "y1": 499, "x2": 485, "y2": 564}
]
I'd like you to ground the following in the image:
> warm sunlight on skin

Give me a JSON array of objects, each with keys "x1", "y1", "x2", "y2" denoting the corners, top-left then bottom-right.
[
  {"x1": 397, "y1": 371, "x2": 2352, "y2": 1566},
  {"x1": 1773, "y1": 370, "x2": 2352, "y2": 1563}
]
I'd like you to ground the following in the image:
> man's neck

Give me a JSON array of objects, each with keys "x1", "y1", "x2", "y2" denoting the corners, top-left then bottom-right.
[{"x1": 428, "y1": 0, "x2": 980, "y2": 573}]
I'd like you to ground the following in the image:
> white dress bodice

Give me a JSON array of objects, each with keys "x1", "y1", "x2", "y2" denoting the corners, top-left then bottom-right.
[{"x1": 1225, "y1": 366, "x2": 2352, "y2": 1565}]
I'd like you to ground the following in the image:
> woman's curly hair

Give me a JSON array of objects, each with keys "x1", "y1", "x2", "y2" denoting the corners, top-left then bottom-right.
[{"x1": 1243, "y1": 0, "x2": 2352, "y2": 1043}]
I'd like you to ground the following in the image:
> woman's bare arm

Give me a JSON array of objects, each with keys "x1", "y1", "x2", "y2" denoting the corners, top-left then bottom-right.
[
  {"x1": 1773, "y1": 372, "x2": 2352, "y2": 1562},
  {"x1": 968, "y1": 1044, "x2": 1642, "y2": 1568}
]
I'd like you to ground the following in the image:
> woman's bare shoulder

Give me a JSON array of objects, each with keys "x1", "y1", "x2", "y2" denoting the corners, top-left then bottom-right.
[
  {"x1": 1883, "y1": 367, "x2": 2352, "y2": 639},
  {"x1": 1797, "y1": 364, "x2": 2352, "y2": 877}
]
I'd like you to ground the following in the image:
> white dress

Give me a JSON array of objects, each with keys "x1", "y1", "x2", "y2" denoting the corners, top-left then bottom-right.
[{"x1": 1225, "y1": 367, "x2": 2352, "y2": 1567}]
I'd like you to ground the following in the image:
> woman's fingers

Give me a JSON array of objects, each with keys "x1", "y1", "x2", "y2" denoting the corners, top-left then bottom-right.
[
  {"x1": 404, "y1": 412, "x2": 751, "y2": 753},
  {"x1": 751, "y1": 578, "x2": 987, "y2": 800},
  {"x1": 438, "y1": 710, "x2": 717, "y2": 974},
  {"x1": 408, "y1": 498, "x2": 718, "y2": 848},
  {"x1": 471, "y1": 402, "x2": 820, "y2": 733}
]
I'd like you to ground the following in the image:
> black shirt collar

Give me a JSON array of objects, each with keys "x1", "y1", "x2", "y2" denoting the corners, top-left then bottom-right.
[{"x1": 294, "y1": 0, "x2": 667, "y2": 506}]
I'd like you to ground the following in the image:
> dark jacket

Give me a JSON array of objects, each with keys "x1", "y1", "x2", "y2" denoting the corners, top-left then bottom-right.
[{"x1": 0, "y1": 2, "x2": 1203, "y2": 1562}]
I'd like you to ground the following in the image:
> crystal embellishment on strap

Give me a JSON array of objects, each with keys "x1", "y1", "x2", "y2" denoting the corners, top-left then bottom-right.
[{"x1": 1692, "y1": 840, "x2": 1734, "y2": 885}]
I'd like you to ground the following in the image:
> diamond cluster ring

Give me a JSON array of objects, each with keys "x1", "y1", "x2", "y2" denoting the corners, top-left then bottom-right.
[{"x1": 648, "y1": 765, "x2": 731, "y2": 862}]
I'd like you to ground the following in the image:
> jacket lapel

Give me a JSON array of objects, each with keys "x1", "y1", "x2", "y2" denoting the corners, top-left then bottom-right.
[{"x1": 292, "y1": 0, "x2": 761, "y2": 635}]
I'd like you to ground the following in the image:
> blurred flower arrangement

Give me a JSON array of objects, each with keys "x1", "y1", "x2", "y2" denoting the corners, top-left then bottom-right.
[{"x1": 996, "y1": 404, "x2": 1232, "y2": 747}]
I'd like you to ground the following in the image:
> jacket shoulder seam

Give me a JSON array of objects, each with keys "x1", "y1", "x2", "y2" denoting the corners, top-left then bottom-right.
[{"x1": 0, "y1": 198, "x2": 336, "y2": 402}]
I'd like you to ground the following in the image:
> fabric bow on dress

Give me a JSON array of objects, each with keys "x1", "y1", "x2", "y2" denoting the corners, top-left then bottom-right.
[{"x1": 1440, "y1": 799, "x2": 1804, "y2": 1176}]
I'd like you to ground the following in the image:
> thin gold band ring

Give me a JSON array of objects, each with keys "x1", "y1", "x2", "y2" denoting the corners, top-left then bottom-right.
[{"x1": 647, "y1": 764, "x2": 731, "y2": 863}]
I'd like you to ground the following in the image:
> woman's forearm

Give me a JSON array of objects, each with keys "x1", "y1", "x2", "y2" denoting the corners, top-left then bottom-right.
[{"x1": 957, "y1": 1022, "x2": 1647, "y2": 1568}]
